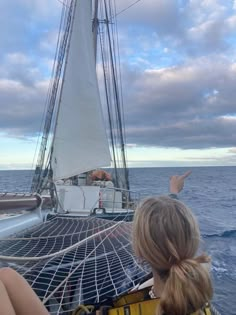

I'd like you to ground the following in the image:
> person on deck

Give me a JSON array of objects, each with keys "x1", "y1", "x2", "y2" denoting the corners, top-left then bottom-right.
[
  {"x1": 132, "y1": 171, "x2": 215, "y2": 315},
  {"x1": 90, "y1": 169, "x2": 112, "y2": 181},
  {"x1": 0, "y1": 171, "x2": 217, "y2": 315}
]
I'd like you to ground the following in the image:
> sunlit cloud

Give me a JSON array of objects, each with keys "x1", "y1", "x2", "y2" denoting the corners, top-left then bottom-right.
[{"x1": 1, "y1": 0, "x2": 236, "y2": 168}]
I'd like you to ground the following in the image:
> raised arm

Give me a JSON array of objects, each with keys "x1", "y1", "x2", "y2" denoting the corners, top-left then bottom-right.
[{"x1": 169, "y1": 170, "x2": 191, "y2": 197}]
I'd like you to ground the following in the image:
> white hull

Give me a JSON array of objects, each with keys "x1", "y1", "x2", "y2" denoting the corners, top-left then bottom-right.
[
  {"x1": 0, "y1": 209, "x2": 44, "y2": 238},
  {"x1": 0, "y1": 184, "x2": 137, "y2": 237}
]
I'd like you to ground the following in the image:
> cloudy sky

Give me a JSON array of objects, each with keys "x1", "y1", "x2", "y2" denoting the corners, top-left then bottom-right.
[{"x1": 1, "y1": 0, "x2": 236, "y2": 169}]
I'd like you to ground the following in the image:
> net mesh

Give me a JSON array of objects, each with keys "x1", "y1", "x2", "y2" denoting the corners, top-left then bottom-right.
[{"x1": 0, "y1": 214, "x2": 150, "y2": 314}]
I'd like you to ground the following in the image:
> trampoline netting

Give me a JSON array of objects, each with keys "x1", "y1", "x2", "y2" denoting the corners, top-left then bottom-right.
[{"x1": 0, "y1": 214, "x2": 150, "y2": 314}]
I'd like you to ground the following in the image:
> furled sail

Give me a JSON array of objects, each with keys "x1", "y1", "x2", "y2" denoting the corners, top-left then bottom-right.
[{"x1": 51, "y1": 0, "x2": 111, "y2": 181}]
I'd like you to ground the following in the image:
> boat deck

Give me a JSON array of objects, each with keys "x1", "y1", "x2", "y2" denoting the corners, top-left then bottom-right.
[{"x1": 0, "y1": 214, "x2": 150, "y2": 314}]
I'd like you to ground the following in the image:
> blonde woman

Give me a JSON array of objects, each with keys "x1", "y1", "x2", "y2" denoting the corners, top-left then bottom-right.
[{"x1": 132, "y1": 171, "x2": 218, "y2": 315}]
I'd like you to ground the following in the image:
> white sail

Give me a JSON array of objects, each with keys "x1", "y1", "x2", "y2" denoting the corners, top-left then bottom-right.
[{"x1": 51, "y1": 0, "x2": 111, "y2": 181}]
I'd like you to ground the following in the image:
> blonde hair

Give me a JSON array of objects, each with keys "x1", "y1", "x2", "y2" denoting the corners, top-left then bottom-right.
[{"x1": 133, "y1": 196, "x2": 213, "y2": 315}]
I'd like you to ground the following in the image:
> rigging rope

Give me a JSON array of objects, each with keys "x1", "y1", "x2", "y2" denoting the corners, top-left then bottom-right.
[
  {"x1": 42, "y1": 221, "x2": 122, "y2": 304},
  {"x1": 0, "y1": 221, "x2": 122, "y2": 261},
  {"x1": 98, "y1": 0, "x2": 130, "y2": 189},
  {"x1": 31, "y1": 0, "x2": 74, "y2": 193},
  {"x1": 57, "y1": 0, "x2": 70, "y2": 7},
  {"x1": 114, "y1": 0, "x2": 142, "y2": 17},
  {"x1": 29, "y1": 2, "x2": 69, "y2": 191}
]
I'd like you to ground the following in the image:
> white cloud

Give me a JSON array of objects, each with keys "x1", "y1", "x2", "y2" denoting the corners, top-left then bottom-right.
[
  {"x1": 5, "y1": 53, "x2": 30, "y2": 65},
  {"x1": 225, "y1": 15, "x2": 236, "y2": 29},
  {"x1": 19, "y1": 0, "x2": 61, "y2": 18},
  {"x1": 39, "y1": 30, "x2": 61, "y2": 53},
  {"x1": 1, "y1": 0, "x2": 236, "y2": 167},
  {"x1": 233, "y1": 0, "x2": 236, "y2": 10},
  {"x1": 0, "y1": 78, "x2": 49, "y2": 136}
]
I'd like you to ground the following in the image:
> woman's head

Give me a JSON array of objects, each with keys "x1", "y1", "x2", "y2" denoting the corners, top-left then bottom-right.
[{"x1": 133, "y1": 196, "x2": 213, "y2": 315}]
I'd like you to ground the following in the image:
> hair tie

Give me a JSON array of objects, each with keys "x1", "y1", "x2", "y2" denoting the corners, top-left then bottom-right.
[
  {"x1": 194, "y1": 254, "x2": 211, "y2": 264},
  {"x1": 171, "y1": 254, "x2": 210, "y2": 269}
]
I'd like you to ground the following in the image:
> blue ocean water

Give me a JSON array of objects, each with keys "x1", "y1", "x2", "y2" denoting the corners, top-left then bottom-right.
[{"x1": 0, "y1": 167, "x2": 235, "y2": 315}]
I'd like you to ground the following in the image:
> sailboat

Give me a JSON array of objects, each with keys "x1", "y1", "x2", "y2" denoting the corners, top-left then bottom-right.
[{"x1": 0, "y1": 1, "x2": 150, "y2": 314}]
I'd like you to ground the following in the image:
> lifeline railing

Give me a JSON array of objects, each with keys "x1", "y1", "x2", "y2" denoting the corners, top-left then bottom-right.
[{"x1": 94, "y1": 186, "x2": 141, "y2": 213}]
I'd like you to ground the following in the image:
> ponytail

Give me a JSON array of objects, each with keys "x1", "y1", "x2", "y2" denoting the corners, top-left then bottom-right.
[
  {"x1": 158, "y1": 255, "x2": 213, "y2": 315},
  {"x1": 133, "y1": 196, "x2": 213, "y2": 315}
]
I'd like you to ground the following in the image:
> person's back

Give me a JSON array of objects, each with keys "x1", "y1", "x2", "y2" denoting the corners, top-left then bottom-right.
[{"x1": 132, "y1": 195, "x2": 213, "y2": 315}]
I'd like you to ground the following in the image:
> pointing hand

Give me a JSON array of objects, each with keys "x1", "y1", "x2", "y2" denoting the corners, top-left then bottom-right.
[{"x1": 169, "y1": 170, "x2": 192, "y2": 194}]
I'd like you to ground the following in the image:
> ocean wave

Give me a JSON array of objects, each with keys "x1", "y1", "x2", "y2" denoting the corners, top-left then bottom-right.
[
  {"x1": 211, "y1": 265, "x2": 228, "y2": 274},
  {"x1": 203, "y1": 229, "x2": 236, "y2": 238}
]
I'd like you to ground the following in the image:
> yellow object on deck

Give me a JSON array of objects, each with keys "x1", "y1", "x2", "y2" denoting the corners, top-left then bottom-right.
[
  {"x1": 72, "y1": 305, "x2": 95, "y2": 315},
  {"x1": 109, "y1": 298, "x2": 158, "y2": 315},
  {"x1": 106, "y1": 287, "x2": 212, "y2": 315},
  {"x1": 73, "y1": 287, "x2": 212, "y2": 315},
  {"x1": 108, "y1": 299, "x2": 211, "y2": 315}
]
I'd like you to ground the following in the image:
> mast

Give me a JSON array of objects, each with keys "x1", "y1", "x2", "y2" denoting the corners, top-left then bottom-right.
[
  {"x1": 93, "y1": 0, "x2": 99, "y2": 59},
  {"x1": 31, "y1": 0, "x2": 130, "y2": 192},
  {"x1": 50, "y1": 0, "x2": 111, "y2": 181},
  {"x1": 98, "y1": 0, "x2": 130, "y2": 190},
  {"x1": 104, "y1": 0, "x2": 129, "y2": 190}
]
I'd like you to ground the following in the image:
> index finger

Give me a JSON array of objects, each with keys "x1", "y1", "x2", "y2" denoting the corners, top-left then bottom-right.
[{"x1": 181, "y1": 170, "x2": 192, "y2": 179}]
